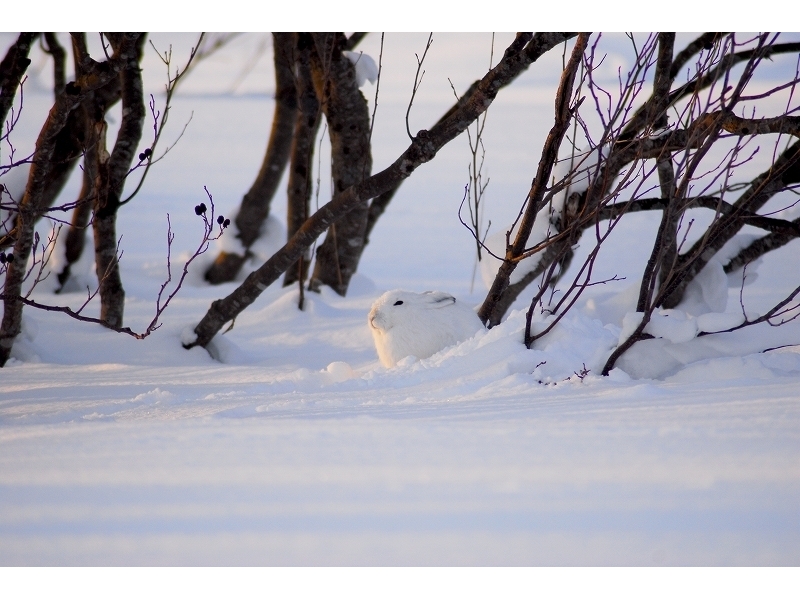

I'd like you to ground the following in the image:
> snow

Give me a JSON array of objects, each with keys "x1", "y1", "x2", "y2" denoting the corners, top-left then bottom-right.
[
  {"x1": 1, "y1": 33, "x2": 800, "y2": 567},
  {"x1": 478, "y1": 146, "x2": 605, "y2": 289},
  {"x1": 344, "y1": 51, "x2": 379, "y2": 87},
  {"x1": 478, "y1": 210, "x2": 557, "y2": 289}
]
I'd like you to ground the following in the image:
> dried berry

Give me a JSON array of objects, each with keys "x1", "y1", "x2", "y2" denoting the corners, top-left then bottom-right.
[
  {"x1": 138, "y1": 152, "x2": 146, "y2": 161},
  {"x1": 0, "y1": 253, "x2": 6, "y2": 264},
  {"x1": 223, "y1": 218, "x2": 230, "y2": 228},
  {"x1": 6, "y1": 253, "x2": 13, "y2": 263},
  {"x1": 217, "y1": 215, "x2": 224, "y2": 225},
  {"x1": 143, "y1": 148, "x2": 152, "y2": 157},
  {"x1": 194, "y1": 203, "x2": 207, "y2": 216}
]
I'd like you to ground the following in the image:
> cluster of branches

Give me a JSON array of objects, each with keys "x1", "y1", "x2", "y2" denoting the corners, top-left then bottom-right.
[
  {"x1": 474, "y1": 32, "x2": 800, "y2": 374},
  {"x1": 182, "y1": 32, "x2": 577, "y2": 349},
  {"x1": 0, "y1": 33, "x2": 223, "y2": 366},
  {"x1": 187, "y1": 31, "x2": 800, "y2": 376},
  {"x1": 3, "y1": 32, "x2": 799, "y2": 378}
]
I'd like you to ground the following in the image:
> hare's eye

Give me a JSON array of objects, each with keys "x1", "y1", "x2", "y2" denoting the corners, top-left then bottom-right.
[{"x1": 393, "y1": 300, "x2": 404, "y2": 306}]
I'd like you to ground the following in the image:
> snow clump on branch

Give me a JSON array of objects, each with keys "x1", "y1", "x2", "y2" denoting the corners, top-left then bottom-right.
[{"x1": 343, "y1": 51, "x2": 378, "y2": 87}]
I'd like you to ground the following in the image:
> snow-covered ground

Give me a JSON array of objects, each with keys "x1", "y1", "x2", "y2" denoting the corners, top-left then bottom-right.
[{"x1": 1, "y1": 33, "x2": 799, "y2": 566}]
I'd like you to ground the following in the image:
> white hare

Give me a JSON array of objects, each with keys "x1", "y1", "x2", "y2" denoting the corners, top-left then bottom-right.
[{"x1": 368, "y1": 290, "x2": 484, "y2": 367}]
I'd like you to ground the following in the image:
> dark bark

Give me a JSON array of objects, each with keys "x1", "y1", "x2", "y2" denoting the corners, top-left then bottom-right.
[
  {"x1": 669, "y1": 33, "x2": 726, "y2": 80},
  {"x1": 600, "y1": 35, "x2": 787, "y2": 372},
  {"x1": 482, "y1": 34, "x2": 800, "y2": 327},
  {"x1": 363, "y1": 186, "x2": 399, "y2": 247},
  {"x1": 205, "y1": 33, "x2": 297, "y2": 285},
  {"x1": 54, "y1": 34, "x2": 124, "y2": 290},
  {"x1": 483, "y1": 238, "x2": 573, "y2": 328},
  {"x1": 307, "y1": 32, "x2": 373, "y2": 296},
  {"x1": 0, "y1": 33, "x2": 37, "y2": 127},
  {"x1": 477, "y1": 33, "x2": 589, "y2": 325},
  {"x1": 43, "y1": 33, "x2": 66, "y2": 97},
  {"x1": 656, "y1": 159, "x2": 679, "y2": 286},
  {"x1": 185, "y1": 32, "x2": 577, "y2": 351},
  {"x1": 345, "y1": 33, "x2": 368, "y2": 51},
  {"x1": 724, "y1": 216, "x2": 800, "y2": 273},
  {"x1": 56, "y1": 159, "x2": 94, "y2": 290},
  {"x1": 283, "y1": 34, "x2": 321, "y2": 287},
  {"x1": 718, "y1": 113, "x2": 800, "y2": 137},
  {"x1": 637, "y1": 34, "x2": 676, "y2": 311},
  {"x1": 660, "y1": 140, "x2": 800, "y2": 309},
  {"x1": 4, "y1": 32, "x2": 82, "y2": 264},
  {"x1": 477, "y1": 117, "x2": 795, "y2": 325},
  {"x1": 92, "y1": 132, "x2": 126, "y2": 327},
  {"x1": 601, "y1": 314, "x2": 654, "y2": 376},
  {"x1": 603, "y1": 193, "x2": 800, "y2": 234},
  {"x1": 0, "y1": 33, "x2": 123, "y2": 251},
  {"x1": 0, "y1": 34, "x2": 140, "y2": 366},
  {"x1": 637, "y1": 157, "x2": 676, "y2": 312},
  {"x1": 618, "y1": 39, "x2": 800, "y2": 144},
  {"x1": 89, "y1": 33, "x2": 147, "y2": 328}
]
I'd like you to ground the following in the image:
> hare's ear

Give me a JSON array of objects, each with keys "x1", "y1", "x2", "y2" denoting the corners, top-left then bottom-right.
[{"x1": 423, "y1": 291, "x2": 456, "y2": 308}]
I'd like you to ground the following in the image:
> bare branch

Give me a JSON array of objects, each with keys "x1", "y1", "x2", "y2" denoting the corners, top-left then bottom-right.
[
  {"x1": 0, "y1": 33, "x2": 37, "y2": 127},
  {"x1": 478, "y1": 33, "x2": 590, "y2": 326},
  {"x1": 405, "y1": 34, "x2": 433, "y2": 141},
  {"x1": 1, "y1": 188, "x2": 227, "y2": 341},
  {"x1": 185, "y1": 32, "x2": 578, "y2": 351}
]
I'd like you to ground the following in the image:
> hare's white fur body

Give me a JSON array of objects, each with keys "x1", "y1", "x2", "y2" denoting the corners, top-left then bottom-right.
[{"x1": 368, "y1": 290, "x2": 484, "y2": 367}]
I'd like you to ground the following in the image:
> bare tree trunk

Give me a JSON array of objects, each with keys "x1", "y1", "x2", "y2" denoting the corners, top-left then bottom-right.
[
  {"x1": 205, "y1": 33, "x2": 298, "y2": 284},
  {"x1": 307, "y1": 32, "x2": 372, "y2": 296},
  {"x1": 89, "y1": 121, "x2": 124, "y2": 327},
  {"x1": 88, "y1": 33, "x2": 146, "y2": 328},
  {"x1": 0, "y1": 33, "x2": 37, "y2": 127},
  {"x1": 0, "y1": 121, "x2": 86, "y2": 251},
  {"x1": 0, "y1": 34, "x2": 123, "y2": 252},
  {"x1": 363, "y1": 186, "x2": 399, "y2": 248},
  {"x1": 56, "y1": 153, "x2": 94, "y2": 290},
  {"x1": 636, "y1": 33, "x2": 676, "y2": 312},
  {"x1": 637, "y1": 159, "x2": 677, "y2": 312},
  {"x1": 55, "y1": 34, "x2": 123, "y2": 290},
  {"x1": 284, "y1": 33, "x2": 321, "y2": 287},
  {"x1": 0, "y1": 34, "x2": 139, "y2": 366},
  {"x1": 483, "y1": 238, "x2": 573, "y2": 327}
]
